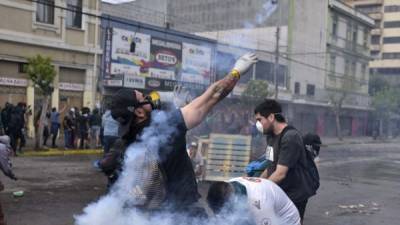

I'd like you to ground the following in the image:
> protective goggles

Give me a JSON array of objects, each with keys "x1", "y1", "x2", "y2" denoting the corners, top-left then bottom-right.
[{"x1": 127, "y1": 91, "x2": 161, "y2": 112}]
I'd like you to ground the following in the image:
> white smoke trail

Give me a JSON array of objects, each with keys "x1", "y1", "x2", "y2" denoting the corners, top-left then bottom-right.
[
  {"x1": 244, "y1": 0, "x2": 278, "y2": 29},
  {"x1": 215, "y1": 0, "x2": 278, "y2": 64}
]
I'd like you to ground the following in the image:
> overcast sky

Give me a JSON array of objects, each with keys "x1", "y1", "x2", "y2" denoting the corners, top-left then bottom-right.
[{"x1": 101, "y1": 0, "x2": 136, "y2": 4}]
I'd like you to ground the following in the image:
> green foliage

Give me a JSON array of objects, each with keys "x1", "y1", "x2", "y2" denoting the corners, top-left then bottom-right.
[
  {"x1": 369, "y1": 75, "x2": 390, "y2": 96},
  {"x1": 26, "y1": 55, "x2": 56, "y2": 95},
  {"x1": 241, "y1": 79, "x2": 269, "y2": 103},
  {"x1": 372, "y1": 87, "x2": 400, "y2": 116}
]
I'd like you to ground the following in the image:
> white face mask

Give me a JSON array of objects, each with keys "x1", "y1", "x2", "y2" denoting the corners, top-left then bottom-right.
[{"x1": 256, "y1": 121, "x2": 264, "y2": 134}]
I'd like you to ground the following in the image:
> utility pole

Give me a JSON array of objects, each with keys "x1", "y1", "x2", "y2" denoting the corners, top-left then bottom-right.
[
  {"x1": 274, "y1": 0, "x2": 281, "y2": 100},
  {"x1": 274, "y1": 26, "x2": 280, "y2": 100}
]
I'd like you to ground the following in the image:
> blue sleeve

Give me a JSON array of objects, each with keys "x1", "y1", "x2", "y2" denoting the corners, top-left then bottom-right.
[{"x1": 168, "y1": 109, "x2": 188, "y2": 133}]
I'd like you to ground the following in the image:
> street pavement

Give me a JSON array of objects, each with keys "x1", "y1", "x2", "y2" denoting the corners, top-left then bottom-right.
[{"x1": 1, "y1": 143, "x2": 400, "y2": 225}]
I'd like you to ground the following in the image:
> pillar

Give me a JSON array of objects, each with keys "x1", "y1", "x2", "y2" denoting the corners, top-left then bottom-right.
[
  {"x1": 52, "y1": 66, "x2": 60, "y2": 109},
  {"x1": 83, "y1": 68, "x2": 95, "y2": 109},
  {"x1": 26, "y1": 81, "x2": 35, "y2": 138}
]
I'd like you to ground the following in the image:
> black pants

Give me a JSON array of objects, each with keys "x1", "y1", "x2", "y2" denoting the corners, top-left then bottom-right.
[
  {"x1": 294, "y1": 200, "x2": 308, "y2": 220},
  {"x1": 43, "y1": 126, "x2": 49, "y2": 146}
]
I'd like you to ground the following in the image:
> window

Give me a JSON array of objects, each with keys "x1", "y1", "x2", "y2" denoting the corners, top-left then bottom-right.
[
  {"x1": 345, "y1": 59, "x2": 350, "y2": 76},
  {"x1": 255, "y1": 60, "x2": 274, "y2": 83},
  {"x1": 36, "y1": 0, "x2": 54, "y2": 24},
  {"x1": 371, "y1": 50, "x2": 380, "y2": 58},
  {"x1": 355, "y1": 4, "x2": 381, "y2": 14},
  {"x1": 346, "y1": 21, "x2": 353, "y2": 41},
  {"x1": 255, "y1": 61, "x2": 286, "y2": 87},
  {"x1": 332, "y1": 14, "x2": 338, "y2": 36},
  {"x1": 361, "y1": 64, "x2": 367, "y2": 79},
  {"x1": 384, "y1": 5, "x2": 400, "y2": 13},
  {"x1": 306, "y1": 84, "x2": 315, "y2": 96},
  {"x1": 383, "y1": 21, "x2": 400, "y2": 28},
  {"x1": 375, "y1": 19, "x2": 382, "y2": 28},
  {"x1": 294, "y1": 82, "x2": 300, "y2": 95},
  {"x1": 18, "y1": 63, "x2": 28, "y2": 73},
  {"x1": 376, "y1": 67, "x2": 400, "y2": 75},
  {"x1": 383, "y1": 37, "x2": 400, "y2": 44},
  {"x1": 352, "y1": 24, "x2": 358, "y2": 44},
  {"x1": 371, "y1": 35, "x2": 380, "y2": 44},
  {"x1": 363, "y1": 28, "x2": 369, "y2": 47},
  {"x1": 382, "y1": 52, "x2": 400, "y2": 59},
  {"x1": 330, "y1": 55, "x2": 336, "y2": 74},
  {"x1": 351, "y1": 61, "x2": 357, "y2": 76},
  {"x1": 67, "y1": 0, "x2": 82, "y2": 28}
]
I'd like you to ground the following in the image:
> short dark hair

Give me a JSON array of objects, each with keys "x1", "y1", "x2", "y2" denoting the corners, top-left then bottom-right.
[
  {"x1": 254, "y1": 99, "x2": 286, "y2": 123},
  {"x1": 52, "y1": 107, "x2": 56, "y2": 112},
  {"x1": 207, "y1": 181, "x2": 232, "y2": 214}
]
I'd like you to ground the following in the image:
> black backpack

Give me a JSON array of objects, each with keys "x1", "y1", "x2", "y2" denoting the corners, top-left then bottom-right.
[{"x1": 279, "y1": 126, "x2": 320, "y2": 196}]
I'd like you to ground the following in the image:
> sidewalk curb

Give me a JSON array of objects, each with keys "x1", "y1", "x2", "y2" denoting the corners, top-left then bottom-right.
[
  {"x1": 325, "y1": 140, "x2": 400, "y2": 146},
  {"x1": 20, "y1": 149, "x2": 103, "y2": 157}
]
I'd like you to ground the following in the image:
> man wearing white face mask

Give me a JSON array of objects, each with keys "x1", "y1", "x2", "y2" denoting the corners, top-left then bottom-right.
[{"x1": 254, "y1": 100, "x2": 315, "y2": 225}]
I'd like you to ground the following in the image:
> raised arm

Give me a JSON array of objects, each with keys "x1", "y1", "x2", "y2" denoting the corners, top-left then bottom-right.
[{"x1": 181, "y1": 53, "x2": 258, "y2": 130}]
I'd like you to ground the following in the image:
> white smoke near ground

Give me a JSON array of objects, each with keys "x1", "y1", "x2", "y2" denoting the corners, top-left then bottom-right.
[{"x1": 74, "y1": 111, "x2": 252, "y2": 225}]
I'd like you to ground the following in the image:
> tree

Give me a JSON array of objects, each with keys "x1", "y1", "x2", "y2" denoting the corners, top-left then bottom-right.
[
  {"x1": 328, "y1": 73, "x2": 358, "y2": 141},
  {"x1": 241, "y1": 79, "x2": 270, "y2": 105},
  {"x1": 329, "y1": 92, "x2": 347, "y2": 141},
  {"x1": 371, "y1": 87, "x2": 400, "y2": 137},
  {"x1": 369, "y1": 74, "x2": 389, "y2": 96},
  {"x1": 26, "y1": 55, "x2": 56, "y2": 149}
]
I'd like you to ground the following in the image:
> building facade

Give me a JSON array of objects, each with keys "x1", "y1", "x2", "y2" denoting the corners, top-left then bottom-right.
[
  {"x1": 0, "y1": 0, "x2": 102, "y2": 136},
  {"x1": 346, "y1": 0, "x2": 400, "y2": 84},
  {"x1": 168, "y1": 0, "x2": 375, "y2": 137},
  {"x1": 167, "y1": 0, "x2": 289, "y2": 33}
]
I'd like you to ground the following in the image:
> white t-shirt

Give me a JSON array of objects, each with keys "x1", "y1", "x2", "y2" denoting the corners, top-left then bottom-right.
[{"x1": 229, "y1": 177, "x2": 301, "y2": 225}]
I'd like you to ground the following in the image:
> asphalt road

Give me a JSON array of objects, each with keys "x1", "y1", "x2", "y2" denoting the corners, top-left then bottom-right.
[{"x1": 1, "y1": 143, "x2": 400, "y2": 225}]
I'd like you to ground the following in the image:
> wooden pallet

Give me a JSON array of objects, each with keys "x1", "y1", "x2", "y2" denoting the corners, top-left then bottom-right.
[{"x1": 204, "y1": 134, "x2": 252, "y2": 181}]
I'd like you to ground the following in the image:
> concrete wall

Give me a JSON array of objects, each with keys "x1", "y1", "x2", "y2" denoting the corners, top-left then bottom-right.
[
  {"x1": 167, "y1": 0, "x2": 290, "y2": 33},
  {"x1": 102, "y1": 0, "x2": 168, "y2": 27},
  {"x1": 290, "y1": 0, "x2": 328, "y2": 96}
]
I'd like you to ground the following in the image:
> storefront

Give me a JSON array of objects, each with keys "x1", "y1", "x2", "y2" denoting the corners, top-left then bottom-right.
[{"x1": 0, "y1": 61, "x2": 28, "y2": 107}]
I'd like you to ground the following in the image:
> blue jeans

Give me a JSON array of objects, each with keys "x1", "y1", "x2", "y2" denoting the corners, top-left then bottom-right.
[
  {"x1": 103, "y1": 136, "x2": 118, "y2": 154},
  {"x1": 64, "y1": 129, "x2": 72, "y2": 148}
]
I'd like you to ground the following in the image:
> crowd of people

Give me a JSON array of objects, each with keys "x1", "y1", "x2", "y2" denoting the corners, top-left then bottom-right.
[
  {"x1": 0, "y1": 101, "x2": 116, "y2": 155},
  {"x1": 56, "y1": 107, "x2": 103, "y2": 150},
  {"x1": 0, "y1": 102, "x2": 30, "y2": 156}
]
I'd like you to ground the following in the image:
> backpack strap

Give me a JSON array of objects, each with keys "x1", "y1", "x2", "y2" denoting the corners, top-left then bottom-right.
[
  {"x1": 277, "y1": 125, "x2": 296, "y2": 148},
  {"x1": 277, "y1": 125, "x2": 308, "y2": 168}
]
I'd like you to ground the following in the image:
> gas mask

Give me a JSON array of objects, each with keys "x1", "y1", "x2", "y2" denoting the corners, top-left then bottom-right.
[
  {"x1": 145, "y1": 91, "x2": 161, "y2": 110},
  {"x1": 256, "y1": 121, "x2": 264, "y2": 134},
  {"x1": 134, "y1": 91, "x2": 162, "y2": 111}
]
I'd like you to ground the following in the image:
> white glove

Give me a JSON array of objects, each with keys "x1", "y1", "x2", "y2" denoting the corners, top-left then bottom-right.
[
  {"x1": 232, "y1": 52, "x2": 258, "y2": 75},
  {"x1": 173, "y1": 85, "x2": 193, "y2": 108}
]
